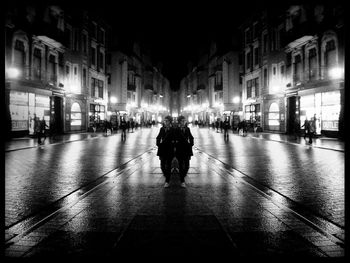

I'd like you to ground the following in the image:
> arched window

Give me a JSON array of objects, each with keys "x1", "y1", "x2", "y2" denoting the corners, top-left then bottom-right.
[
  {"x1": 71, "y1": 102, "x2": 81, "y2": 126},
  {"x1": 268, "y1": 103, "x2": 280, "y2": 126}
]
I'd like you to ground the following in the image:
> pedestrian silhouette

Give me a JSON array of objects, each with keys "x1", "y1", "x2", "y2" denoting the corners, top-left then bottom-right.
[
  {"x1": 120, "y1": 117, "x2": 127, "y2": 140},
  {"x1": 174, "y1": 115, "x2": 194, "y2": 187},
  {"x1": 223, "y1": 117, "x2": 230, "y2": 139},
  {"x1": 308, "y1": 116, "x2": 316, "y2": 144},
  {"x1": 40, "y1": 116, "x2": 48, "y2": 143},
  {"x1": 301, "y1": 118, "x2": 310, "y2": 140},
  {"x1": 156, "y1": 116, "x2": 175, "y2": 188}
]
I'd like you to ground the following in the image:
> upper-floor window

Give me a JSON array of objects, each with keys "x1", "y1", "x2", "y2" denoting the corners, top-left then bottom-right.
[
  {"x1": 325, "y1": 39, "x2": 336, "y2": 69},
  {"x1": 91, "y1": 46, "x2": 96, "y2": 66},
  {"x1": 293, "y1": 54, "x2": 302, "y2": 83},
  {"x1": 99, "y1": 50, "x2": 104, "y2": 71},
  {"x1": 98, "y1": 28, "x2": 105, "y2": 45},
  {"x1": 308, "y1": 48, "x2": 317, "y2": 80},
  {"x1": 14, "y1": 39, "x2": 25, "y2": 70},
  {"x1": 64, "y1": 27, "x2": 71, "y2": 48},
  {"x1": 48, "y1": 54, "x2": 57, "y2": 83},
  {"x1": 245, "y1": 28, "x2": 251, "y2": 45},
  {"x1": 263, "y1": 68, "x2": 268, "y2": 87},
  {"x1": 90, "y1": 22, "x2": 97, "y2": 39},
  {"x1": 254, "y1": 77, "x2": 259, "y2": 97},
  {"x1": 263, "y1": 33, "x2": 268, "y2": 54},
  {"x1": 33, "y1": 48, "x2": 42, "y2": 80},
  {"x1": 254, "y1": 47, "x2": 259, "y2": 66},
  {"x1": 91, "y1": 77, "x2": 97, "y2": 97},
  {"x1": 246, "y1": 80, "x2": 252, "y2": 98},
  {"x1": 246, "y1": 51, "x2": 252, "y2": 70},
  {"x1": 82, "y1": 33, "x2": 87, "y2": 54},
  {"x1": 73, "y1": 29, "x2": 79, "y2": 51},
  {"x1": 83, "y1": 68, "x2": 87, "y2": 87},
  {"x1": 253, "y1": 23, "x2": 259, "y2": 40},
  {"x1": 98, "y1": 80, "x2": 104, "y2": 98}
]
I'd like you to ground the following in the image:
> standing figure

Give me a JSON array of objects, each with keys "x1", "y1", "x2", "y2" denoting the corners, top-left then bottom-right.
[
  {"x1": 156, "y1": 116, "x2": 175, "y2": 188},
  {"x1": 33, "y1": 114, "x2": 42, "y2": 144},
  {"x1": 120, "y1": 117, "x2": 127, "y2": 140},
  {"x1": 215, "y1": 118, "x2": 220, "y2": 132},
  {"x1": 223, "y1": 117, "x2": 230, "y2": 139},
  {"x1": 174, "y1": 115, "x2": 194, "y2": 188},
  {"x1": 308, "y1": 116, "x2": 316, "y2": 144},
  {"x1": 301, "y1": 118, "x2": 310, "y2": 140},
  {"x1": 40, "y1": 116, "x2": 48, "y2": 143}
]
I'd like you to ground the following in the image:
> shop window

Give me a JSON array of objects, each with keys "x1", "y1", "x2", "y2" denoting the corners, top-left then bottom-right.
[
  {"x1": 71, "y1": 102, "x2": 82, "y2": 126},
  {"x1": 268, "y1": 103, "x2": 280, "y2": 126}
]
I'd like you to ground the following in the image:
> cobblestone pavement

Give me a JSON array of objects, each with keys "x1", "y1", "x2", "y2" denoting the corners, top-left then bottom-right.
[{"x1": 4, "y1": 126, "x2": 345, "y2": 259}]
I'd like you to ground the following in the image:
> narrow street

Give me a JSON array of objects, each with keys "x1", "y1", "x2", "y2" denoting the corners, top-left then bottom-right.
[{"x1": 5, "y1": 127, "x2": 345, "y2": 258}]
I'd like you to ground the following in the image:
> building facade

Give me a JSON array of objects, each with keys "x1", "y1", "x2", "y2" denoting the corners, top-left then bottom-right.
[
  {"x1": 5, "y1": 3, "x2": 110, "y2": 137},
  {"x1": 239, "y1": 3, "x2": 344, "y2": 137},
  {"x1": 108, "y1": 44, "x2": 171, "y2": 127},
  {"x1": 179, "y1": 42, "x2": 242, "y2": 128}
]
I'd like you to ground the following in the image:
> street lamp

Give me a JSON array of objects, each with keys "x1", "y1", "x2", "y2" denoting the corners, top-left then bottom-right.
[
  {"x1": 329, "y1": 67, "x2": 344, "y2": 79},
  {"x1": 233, "y1": 96, "x2": 240, "y2": 104},
  {"x1": 110, "y1": 96, "x2": 117, "y2": 104},
  {"x1": 7, "y1": 67, "x2": 20, "y2": 79}
]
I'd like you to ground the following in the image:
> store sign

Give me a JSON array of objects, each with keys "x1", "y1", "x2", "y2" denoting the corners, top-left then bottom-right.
[
  {"x1": 10, "y1": 91, "x2": 28, "y2": 106},
  {"x1": 12, "y1": 120, "x2": 28, "y2": 130},
  {"x1": 36, "y1": 95, "x2": 50, "y2": 107}
]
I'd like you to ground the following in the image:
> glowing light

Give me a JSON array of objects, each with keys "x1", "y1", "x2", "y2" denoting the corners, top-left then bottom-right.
[
  {"x1": 187, "y1": 95, "x2": 191, "y2": 98},
  {"x1": 233, "y1": 96, "x2": 240, "y2": 103},
  {"x1": 110, "y1": 96, "x2": 117, "y2": 103},
  {"x1": 157, "y1": 116, "x2": 162, "y2": 122},
  {"x1": 329, "y1": 67, "x2": 344, "y2": 79},
  {"x1": 7, "y1": 67, "x2": 20, "y2": 78},
  {"x1": 188, "y1": 116, "x2": 193, "y2": 122}
]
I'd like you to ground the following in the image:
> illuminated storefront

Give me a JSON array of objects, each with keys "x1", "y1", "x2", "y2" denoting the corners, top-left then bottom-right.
[
  {"x1": 299, "y1": 90, "x2": 341, "y2": 135},
  {"x1": 9, "y1": 91, "x2": 50, "y2": 135},
  {"x1": 244, "y1": 103, "x2": 261, "y2": 127},
  {"x1": 89, "y1": 103, "x2": 105, "y2": 126}
]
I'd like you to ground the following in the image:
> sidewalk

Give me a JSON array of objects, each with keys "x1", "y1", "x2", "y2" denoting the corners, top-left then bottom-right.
[
  {"x1": 5, "y1": 129, "x2": 344, "y2": 152},
  {"x1": 4, "y1": 132, "x2": 105, "y2": 152},
  {"x1": 247, "y1": 131, "x2": 344, "y2": 152}
]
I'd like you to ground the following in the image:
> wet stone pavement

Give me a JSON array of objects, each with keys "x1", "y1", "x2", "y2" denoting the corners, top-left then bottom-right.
[{"x1": 4, "y1": 127, "x2": 345, "y2": 260}]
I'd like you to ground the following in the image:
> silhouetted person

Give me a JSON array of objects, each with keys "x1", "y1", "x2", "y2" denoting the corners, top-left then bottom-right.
[
  {"x1": 156, "y1": 116, "x2": 175, "y2": 188},
  {"x1": 33, "y1": 115, "x2": 42, "y2": 144},
  {"x1": 120, "y1": 117, "x2": 127, "y2": 140},
  {"x1": 40, "y1": 116, "x2": 48, "y2": 143},
  {"x1": 301, "y1": 118, "x2": 310, "y2": 140},
  {"x1": 174, "y1": 115, "x2": 194, "y2": 187},
  {"x1": 223, "y1": 118, "x2": 230, "y2": 138},
  {"x1": 308, "y1": 116, "x2": 316, "y2": 144}
]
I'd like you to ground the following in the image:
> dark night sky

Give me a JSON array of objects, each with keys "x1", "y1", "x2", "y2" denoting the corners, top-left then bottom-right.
[
  {"x1": 25, "y1": 0, "x2": 270, "y2": 89},
  {"x1": 87, "y1": 1, "x2": 263, "y2": 90}
]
